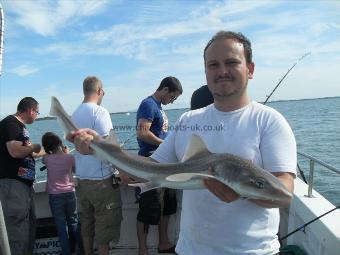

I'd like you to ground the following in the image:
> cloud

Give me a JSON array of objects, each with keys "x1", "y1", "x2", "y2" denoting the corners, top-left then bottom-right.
[
  {"x1": 34, "y1": 0, "x2": 263, "y2": 62},
  {"x1": 5, "y1": 0, "x2": 111, "y2": 36},
  {"x1": 9, "y1": 64, "x2": 39, "y2": 76},
  {"x1": 3, "y1": 1, "x2": 340, "y2": 115}
]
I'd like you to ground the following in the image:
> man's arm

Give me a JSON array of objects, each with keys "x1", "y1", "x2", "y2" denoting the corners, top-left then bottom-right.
[
  {"x1": 32, "y1": 147, "x2": 45, "y2": 158},
  {"x1": 204, "y1": 172, "x2": 295, "y2": 208},
  {"x1": 137, "y1": 118, "x2": 163, "y2": 146},
  {"x1": 6, "y1": 140, "x2": 41, "y2": 158},
  {"x1": 68, "y1": 128, "x2": 157, "y2": 183}
]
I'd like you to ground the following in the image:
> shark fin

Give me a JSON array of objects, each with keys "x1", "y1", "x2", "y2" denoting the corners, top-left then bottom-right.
[
  {"x1": 166, "y1": 173, "x2": 217, "y2": 182},
  {"x1": 181, "y1": 134, "x2": 211, "y2": 162},
  {"x1": 129, "y1": 181, "x2": 161, "y2": 194}
]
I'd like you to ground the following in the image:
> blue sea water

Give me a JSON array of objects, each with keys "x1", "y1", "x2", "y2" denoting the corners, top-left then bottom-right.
[{"x1": 26, "y1": 97, "x2": 340, "y2": 206}]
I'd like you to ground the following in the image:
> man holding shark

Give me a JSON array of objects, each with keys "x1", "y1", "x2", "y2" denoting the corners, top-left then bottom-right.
[{"x1": 65, "y1": 31, "x2": 296, "y2": 255}]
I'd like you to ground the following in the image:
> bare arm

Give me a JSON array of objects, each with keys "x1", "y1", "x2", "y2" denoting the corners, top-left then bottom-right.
[
  {"x1": 204, "y1": 172, "x2": 295, "y2": 208},
  {"x1": 137, "y1": 118, "x2": 163, "y2": 146},
  {"x1": 32, "y1": 147, "x2": 46, "y2": 158},
  {"x1": 67, "y1": 128, "x2": 158, "y2": 183},
  {"x1": 6, "y1": 140, "x2": 41, "y2": 158}
]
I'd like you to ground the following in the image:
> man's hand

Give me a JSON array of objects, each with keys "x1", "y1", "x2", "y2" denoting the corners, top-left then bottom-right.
[
  {"x1": 31, "y1": 143, "x2": 45, "y2": 157},
  {"x1": 30, "y1": 143, "x2": 41, "y2": 153},
  {"x1": 117, "y1": 171, "x2": 138, "y2": 185},
  {"x1": 66, "y1": 128, "x2": 100, "y2": 155},
  {"x1": 204, "y1": 178, "x2": 240, "y2": 203}
]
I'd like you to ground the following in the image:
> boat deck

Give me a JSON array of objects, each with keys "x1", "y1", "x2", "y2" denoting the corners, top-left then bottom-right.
[{"x1": 108, "y1": 248, "x2": 169, "y2": 254}]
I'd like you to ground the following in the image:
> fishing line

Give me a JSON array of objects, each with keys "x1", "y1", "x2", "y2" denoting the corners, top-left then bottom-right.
[
  {"x1": 263, "y1": 53, "x2": 311, "y2": 186},
  {"x1": 279, "y1": 204, "x2": 340, "y2": 241},
  {"x1": 120, "y1": 132, "x2": 136, "y2": 148},
  {"x1": 263, "y1": 52, "x2": 311, "y2": 105},
  {"x1": 297, "y1": 163, "x2": 307, "y2": 184}
]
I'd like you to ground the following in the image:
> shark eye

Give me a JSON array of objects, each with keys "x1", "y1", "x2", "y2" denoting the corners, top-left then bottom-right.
[{"x1": 255, "y1": 179, "x2": 265, "y2": 189}]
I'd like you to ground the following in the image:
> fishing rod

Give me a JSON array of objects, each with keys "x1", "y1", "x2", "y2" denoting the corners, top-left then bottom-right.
[
  {"x1": 263, "y1": 52, "x2": 311, "y2": 183},
  {"x1": 120, "y1": 133, "x2": 136, "y2": 149},
  {"x1": 263, "y1": 52, "x2": 311, "y2": 105},
  {"x1": 279, "y1": 204, "x2": 340, "y2": 241}
]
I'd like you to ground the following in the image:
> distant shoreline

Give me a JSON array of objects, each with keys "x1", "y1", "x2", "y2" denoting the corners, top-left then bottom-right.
[
  {"x1": 111, "y1": 96, "x2": 340, "y2": 114},
  {"x1": 33, "y1": 96, "x2": 339, "y2": 121}
]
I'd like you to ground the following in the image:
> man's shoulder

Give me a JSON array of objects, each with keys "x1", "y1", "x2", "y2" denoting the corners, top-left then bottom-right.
[
  {"x1": 250, "y1": 101, "x2": 284, "y2": 119},
  {"x1": 137, "y1": 97, "x2": 159, "y2": 114},
  {"x1": 1, "y1": 115, "x2": 16, "y2": 123},
  {"x1": 140, "y1": 96, "x2": 157, "y2": 107},
  {"x1": 73, "y1": 103, "x2": 109, "y2": 116},
  {"x1": 0, "y1": 115, "x2": 21, "y2": 129},
  {"x1": 185, "y1": 105, "x2": 212, "y2": 118},
  {"x1": 96, "y1": 104, "x2": 110, "y2": 115}
]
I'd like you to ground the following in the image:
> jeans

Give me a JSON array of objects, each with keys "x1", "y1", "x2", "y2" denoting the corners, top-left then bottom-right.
[{"x1": 49, "y1": 191, "x2": 80, "y2": 255}]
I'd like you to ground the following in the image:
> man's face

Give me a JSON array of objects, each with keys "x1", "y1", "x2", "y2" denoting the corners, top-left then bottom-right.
[
  {"x1": 162, "y1": 90, "x2": 181, "y2": 105},
  {"x1": 27, "y1": 105, "x2": 39, "y2": 124},
  {"x1": 205, "y1": 38, "x2": 254, "y2": 101}
]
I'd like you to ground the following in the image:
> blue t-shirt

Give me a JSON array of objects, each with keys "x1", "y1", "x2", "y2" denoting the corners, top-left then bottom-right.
[{"x1": 136, "y1": 96, "x2": 168, "y2": 156}]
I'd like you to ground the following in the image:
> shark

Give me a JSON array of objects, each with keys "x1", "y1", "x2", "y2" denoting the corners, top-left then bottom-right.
[{"x1": 50, "y1": 96, "x2": 292, "y2": 201}]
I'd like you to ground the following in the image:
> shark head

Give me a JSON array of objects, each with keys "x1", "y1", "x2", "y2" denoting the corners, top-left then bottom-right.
[
  {"x1": 182, "y1": 134, "x2": 293, "y2": 201},
  {"x1": 213, "y1": 158, "x2": 293, "y2": 201}
]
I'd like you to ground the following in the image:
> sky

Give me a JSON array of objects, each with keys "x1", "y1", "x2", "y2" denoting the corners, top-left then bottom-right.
[{"x1": 0, "y1": 0, "x2": 339, "y2": 117}]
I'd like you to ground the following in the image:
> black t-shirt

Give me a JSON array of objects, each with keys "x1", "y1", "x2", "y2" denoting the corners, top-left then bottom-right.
[{"x1": 0, "y1": 115, "x2": 35, "y2": 186}]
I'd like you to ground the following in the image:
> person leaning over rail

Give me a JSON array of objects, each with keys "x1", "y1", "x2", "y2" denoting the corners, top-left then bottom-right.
[
  {"x1": 42, "y1": 132, "x2": 82, "y2": 255},
  {"x1": 68, "y1": 31, "x2": 296, "y2": 255},
  {"x1": 0, "y1": 97, "x2": 44, "y2": 255}
]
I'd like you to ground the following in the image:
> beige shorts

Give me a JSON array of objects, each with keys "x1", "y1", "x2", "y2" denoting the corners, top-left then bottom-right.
[{"x1": 76, "y1": 177, "x2": 122, "y2": 245}]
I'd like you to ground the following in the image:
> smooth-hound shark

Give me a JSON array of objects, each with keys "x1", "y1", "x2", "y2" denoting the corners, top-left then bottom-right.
[{"x1": 50, "y1": 96, "x2": 292, "y2": 201}]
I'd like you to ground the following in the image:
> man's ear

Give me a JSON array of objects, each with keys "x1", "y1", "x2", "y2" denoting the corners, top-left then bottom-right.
[
  {"x1": 162, "y1": 87, "x2": 169, "y2": 94},
  {"x1": 247, "y1": 62, "x2": 255, "y2": 79}
]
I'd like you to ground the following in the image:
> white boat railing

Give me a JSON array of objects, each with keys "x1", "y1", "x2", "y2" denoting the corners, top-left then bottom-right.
[{"x1": 297, "y1": 151, "x2": 340, "y2": 198}]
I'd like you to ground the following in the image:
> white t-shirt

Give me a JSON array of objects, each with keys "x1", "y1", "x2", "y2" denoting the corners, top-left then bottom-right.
[
  {"x1": 151, "y1": 101, "x2": 297, "y2": 255},
  {"x1": 72, "y1": 102, "x2": 113, "y2": 180}
]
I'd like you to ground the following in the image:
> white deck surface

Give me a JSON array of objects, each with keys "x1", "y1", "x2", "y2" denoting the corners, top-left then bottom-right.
[{"x1": 108, "y1": 248, "x2": 172, "y2": 254}]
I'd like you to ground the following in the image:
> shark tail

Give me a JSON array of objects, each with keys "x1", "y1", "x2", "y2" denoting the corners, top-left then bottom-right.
[{"x1": 49, "y1": 96, "x2": 59, "y2": 117}]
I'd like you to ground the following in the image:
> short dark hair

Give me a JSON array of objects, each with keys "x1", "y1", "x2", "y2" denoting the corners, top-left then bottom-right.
[
  {"x1": 17, "y1": 97, "x2": 38, "y2": 113},
  {"x1": 42, "y1": 132, "x2": 63, "y2": 154},
  {"x1": 190, "y1": 85, "x2": 214, "y2": 110},
  {"x1": 157, "y1": 76, "x2": 183, "y2": 94},
  {"x1": 204, "y1": 31, "x2": 253, "y2": 64}
]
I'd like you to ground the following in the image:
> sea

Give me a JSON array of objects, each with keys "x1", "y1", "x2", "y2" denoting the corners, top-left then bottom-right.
[{"x1": 25, "y1": 97, "x2": 339, "y2": 206}]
